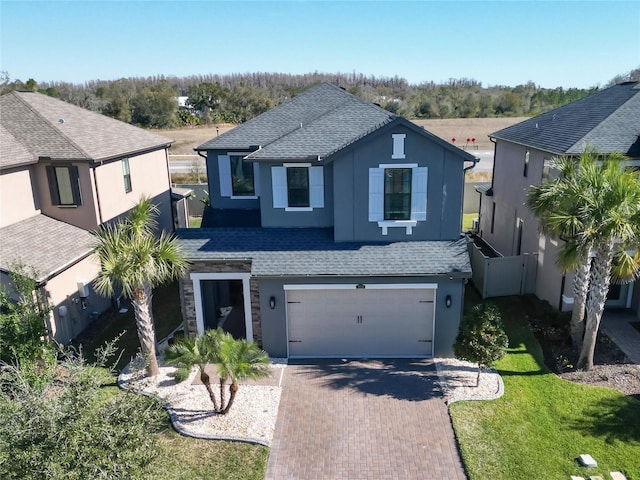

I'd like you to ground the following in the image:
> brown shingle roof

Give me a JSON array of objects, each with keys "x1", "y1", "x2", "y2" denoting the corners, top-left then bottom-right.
[
  {"x1": 0, "y1": 91, "x2": 172, "y2": 169},
  {"x1": 0, "y1": 214, "x2": 95, "y2": 282}
]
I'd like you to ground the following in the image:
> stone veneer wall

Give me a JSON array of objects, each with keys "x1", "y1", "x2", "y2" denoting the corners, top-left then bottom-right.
[{"x1": 180, "y1": 260, "x2": 262, "y2": 347}]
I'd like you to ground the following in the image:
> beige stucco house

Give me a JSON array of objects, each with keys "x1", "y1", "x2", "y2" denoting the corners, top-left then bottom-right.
[
  {"x1": 475, "y1": 81, "x2": 640, "y2": 319},
  {"x1": 0, "y1": 91, "x2": 180, "y2": 342}
]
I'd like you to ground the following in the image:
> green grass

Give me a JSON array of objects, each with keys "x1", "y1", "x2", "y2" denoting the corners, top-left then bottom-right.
[
  {"x1": 151, "y1": 430, "x2": 268, "y2": 480},
  {"x1": 462, "y1": 213, "x2": 476, "y2": 231},
  {"x1": 451, "y1": 294, "x2": 640, "y2": 480},
  {"x1": 189, "y1": 216, "x2": 202, "y2": 228},
  {"x1": 78, "y1": 281, "x2": 184, "y2": 371}
]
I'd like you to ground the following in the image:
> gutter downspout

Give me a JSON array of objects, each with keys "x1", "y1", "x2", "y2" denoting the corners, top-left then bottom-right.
[
  {"x1": 164, "y1": 147, "x2": 177, "y2": 231},
  {"x1": 92, "y1": 164, "x2": 104, "y2": 225}
]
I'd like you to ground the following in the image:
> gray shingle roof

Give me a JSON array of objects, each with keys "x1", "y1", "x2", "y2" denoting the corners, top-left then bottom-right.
[
  {"x1": 196, "y1": 83, "x2": 397, "y2": 161},
  {"x1": 490, "y1": 82, "x2": 640, "y2": 156},
  {"x1": 0, "y1": 215, "x2": 95, "y2": 282},
  {"x1": 176, "y1": 227, "x2": 471, "y2": 277},
  {"x1": 0, "y1": 91, "x2": 172, "y2": 169},
  {"x1": 0, "y1": 125, "x2": 36, "y2": 168},
  {"x1": 196, "y1": 83, "x2": 479, "y2": 163}
]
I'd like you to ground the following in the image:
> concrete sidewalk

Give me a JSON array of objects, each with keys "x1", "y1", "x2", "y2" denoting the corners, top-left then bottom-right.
[{"x1": 601, "y1": 311, "x2": 640, "y2": 364}]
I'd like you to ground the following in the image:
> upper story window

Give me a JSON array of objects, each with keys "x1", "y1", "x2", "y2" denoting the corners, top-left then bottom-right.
[
  {"x1": 122, "y1": 158, "x2": 132, "y2": 193},
  {"x1": 218, "y1": 154, "x2": 260, "y2": 199},
  {"x1": 523, "y1": 150, "x2": 530, "y2": 177},
  {"x1": 384, "y1": 168, "x2": 412, "y2": 220},
  {"x1": 46, "y1": 165, "x2": 82, "y2": 207},
  {"x1": 272, "y1": 163, "x2": 324, "y2": 211},
  {"x1": 369, "y1": 163, "x2": 427, "y2": 235}
]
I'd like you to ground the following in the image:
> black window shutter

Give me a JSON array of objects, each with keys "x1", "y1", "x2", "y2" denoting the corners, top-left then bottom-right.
[
  {"x1": 45, "y1": 166, "x2": 61, "y2": 205},
  {"x1": 69, "y1": 166, "x2": 82, "y2": 206}
]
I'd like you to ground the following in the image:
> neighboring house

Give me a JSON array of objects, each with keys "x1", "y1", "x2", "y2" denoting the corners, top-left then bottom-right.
[
  {"x1": 475, "y1": 81, "x2": 640, "y2": 318},
  {"x1": 0, "y1": 91, "x2": 177, "y2": 343},
  {"x1": 177, "y1": 83, "x2": 479, "y2": 359}
]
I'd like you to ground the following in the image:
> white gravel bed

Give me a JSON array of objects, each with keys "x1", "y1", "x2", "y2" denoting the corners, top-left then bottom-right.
[
  {"x1": 434, "y1": 357, "x2": 504, "y2": 404},
  {"x1": 118, "y1": 362, "x2": 283, "y2": 446}
]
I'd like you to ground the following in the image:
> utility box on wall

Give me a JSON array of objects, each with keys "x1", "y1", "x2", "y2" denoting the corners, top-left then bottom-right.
[{"x1": 77, "y1": 281, "x2": 90, "y2": 298}]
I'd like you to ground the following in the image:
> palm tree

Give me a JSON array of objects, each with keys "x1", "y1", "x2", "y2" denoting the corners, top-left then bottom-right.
[
  {"x1": 93, "y1": 197, "x2": 189, "y2": 377},
  {"x1": 165, "y1": 329, "x2": 271, "y2": 415},
  {"x1": 528, "y1": 150, "x2": 640, "y2": 370},
  {"x1": 527, "y1": 152, "x2": 596, "y2": 349},
  {"x1": 576, "y1": 159, "x2": 640, "y2": 370}
]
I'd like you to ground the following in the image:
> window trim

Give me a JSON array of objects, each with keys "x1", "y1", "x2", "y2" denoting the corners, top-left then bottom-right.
[
  {"x1": 218, "y1": 153, "x2": 260, "y2": 200},
  {"x1": 369, "y1": 163, "x2": 427, "y2": 235},
  {"x1": 272, "y1": 163, "x2": 324, "y2": 211},
  {"x1": 122, "y1": 158, "x2": 132, "y2": 193},
  {"x1": 523, "y1": 149, "x2": 530, "y2": 177}
]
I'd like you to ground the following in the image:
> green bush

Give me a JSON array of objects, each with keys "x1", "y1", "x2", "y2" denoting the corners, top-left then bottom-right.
[{"x1": 454, "y1": 302, "x2": 509, "y2": 385}]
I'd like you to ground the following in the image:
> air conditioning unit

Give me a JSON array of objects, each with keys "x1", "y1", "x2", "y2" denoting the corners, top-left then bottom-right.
[{"x1": 471, "y1": 218, "x2": 479, "y2": 233}]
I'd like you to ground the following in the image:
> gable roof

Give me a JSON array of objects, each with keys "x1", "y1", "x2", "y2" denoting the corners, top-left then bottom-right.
[
  {"x1": 0, "y1": 91, "x2": 172, "y2": 169},
  {"x1": 196, "y1": 83, "x2": 478, "y2": 163},
  {"x1": 176, "y1": 227, "x2": 471, "y2": 277},
  {"x1": 490, "y1": 82, "x2": 640, "y2": 156},
  {"x1": 0, "y1": 214, "x2": 95, "y2": 282}
]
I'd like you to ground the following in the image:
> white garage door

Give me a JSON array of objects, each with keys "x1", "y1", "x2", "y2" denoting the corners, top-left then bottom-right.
[{"x1": 286, "y1": 285, "x2": 435, "y2": 358}]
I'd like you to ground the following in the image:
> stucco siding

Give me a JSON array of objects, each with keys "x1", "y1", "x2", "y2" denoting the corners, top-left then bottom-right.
[
  {"x1": 35, "y1": 162, "x2": 100, "y2": 230},
  {"x1": 0, "y1": 167, "x2": 39, "y2": 227},
  {"x1": 44, "y1": 255, "x2": 111, "y2": 343},
  {"x1": 260, "y1": 163, "x2": 334, "y2": 228},
  {"x1": 95, "y1": 149, "x2": 172, "y2": 227},
  {"x1": 333, "y1": 125, "x2": 465, "y2": 242}
]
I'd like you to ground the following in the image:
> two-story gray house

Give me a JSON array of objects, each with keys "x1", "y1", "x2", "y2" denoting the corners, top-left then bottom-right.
[
  {"x1": 177, "y1": 83, "x2": 479, "y2": 358},
  {"x1": 475, "y1": 81, "x2": 640, "y2": 319}
]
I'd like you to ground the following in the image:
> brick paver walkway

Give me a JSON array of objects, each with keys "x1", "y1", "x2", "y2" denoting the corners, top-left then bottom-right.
[
  {"x1": 601, "y1": 311, "x2": 640, "y2": 364},
  {"x1": 265, "y1": 359, "x2": 467, "y2": 480}
]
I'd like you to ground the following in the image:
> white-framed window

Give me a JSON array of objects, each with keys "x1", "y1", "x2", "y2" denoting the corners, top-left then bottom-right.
[
  {"x1": 369, "y1": 163, "x2": 427, "y2": 235},
  {"x1": 218, "y1": 153, "x2": 260, "y2": 199},
  {"x1": 122, "y1": 158, "x2": 132, "y2": 193},
  {"x1": 46, "y1": 165, "x2": 82, "y2": 206},
  {"x1": 271, "y1": 163, "x2": 324, "y2": 211}
]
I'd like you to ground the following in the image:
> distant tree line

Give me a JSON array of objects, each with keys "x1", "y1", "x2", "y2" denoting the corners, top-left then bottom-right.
[{"x1": 1, "y1": 67, "x2": 637, "y2": 129}]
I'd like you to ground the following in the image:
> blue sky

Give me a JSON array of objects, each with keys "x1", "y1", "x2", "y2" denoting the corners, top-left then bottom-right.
[{"x1": 1, "y1": 1, "x2": 639, "y2": 89}]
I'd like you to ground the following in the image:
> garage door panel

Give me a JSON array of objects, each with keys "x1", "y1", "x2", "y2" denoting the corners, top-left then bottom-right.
[{"x1": 286, "y1": 287, "x2": 435, "y2": 358}]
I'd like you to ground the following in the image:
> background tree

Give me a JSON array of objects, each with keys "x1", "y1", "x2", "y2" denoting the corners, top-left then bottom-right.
[
  {"x1": 454, "y1": 302, "x2": 509, "y2": 386},
  {"x1": 131, "y1": 81, "x2": 178, "y2": 128},
  {"x1": 166, "y1": 329, "x2": 270, "y2": 415},
  {"x1": 93, "y1": 198, "x2": 189, "y2": 376}
]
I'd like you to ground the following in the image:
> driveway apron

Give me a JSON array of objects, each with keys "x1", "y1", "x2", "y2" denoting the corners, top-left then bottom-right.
[{"x1": 265, "y1": 359, "x2": 467, "y2": 480}]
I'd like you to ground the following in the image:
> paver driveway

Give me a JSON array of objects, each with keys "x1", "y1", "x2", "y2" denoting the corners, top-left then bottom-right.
[{"x1": 265, "y1": 359, "x2": 467, "y2": 480}]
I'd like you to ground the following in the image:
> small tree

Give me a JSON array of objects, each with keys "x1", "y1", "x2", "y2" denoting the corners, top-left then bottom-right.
[
  {"x1": 166, "y1": 329, "x2": 270, "y2": 415},
  {"x1": 453, "y1": 303, "x2": 509, "y2": 386},
  {"x1": 0, "y1": 264, "x2": 51, "y2": 364}
]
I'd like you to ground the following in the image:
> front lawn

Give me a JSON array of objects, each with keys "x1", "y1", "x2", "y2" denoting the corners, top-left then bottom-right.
[{"x1": 451, "y1": 295, "x2": 640, "y2": 479}]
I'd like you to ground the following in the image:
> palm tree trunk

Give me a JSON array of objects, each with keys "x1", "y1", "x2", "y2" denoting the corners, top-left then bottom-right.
[
  {"x1": 577, "y1": 244, "x2": 614, "y2": 371},
  {"x1": 221, "y1": 382, "x2": 239, "y2": 415},
  {"x1": 570, "y1": 258, "x2": 591, "y2": 350},
  {"x1": 132, "y1": 285, "x2": 160, "y2": 377},
  {"x1": 199, "y1": 370, "x2": 219, "y2": 411},
  {"x1": 219, "y1": 377, "x2": 226, "y2": 413}
]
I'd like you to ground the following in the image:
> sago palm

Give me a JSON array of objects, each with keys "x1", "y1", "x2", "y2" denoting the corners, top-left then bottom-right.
[
  {"x1": 166, "y1": 329, "x2": 270, "y2": 415},
  {"x1": 93, "y1": 197, "x2": 189, "y2": 376}
]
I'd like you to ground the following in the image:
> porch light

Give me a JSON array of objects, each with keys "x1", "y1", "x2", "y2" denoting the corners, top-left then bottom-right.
[
  {"x1": 269, "y1": 296, "x2": 276, "y2": 309},
  {"x1": 445, "y1": 295, "x2": 452, "y2": 308}
]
